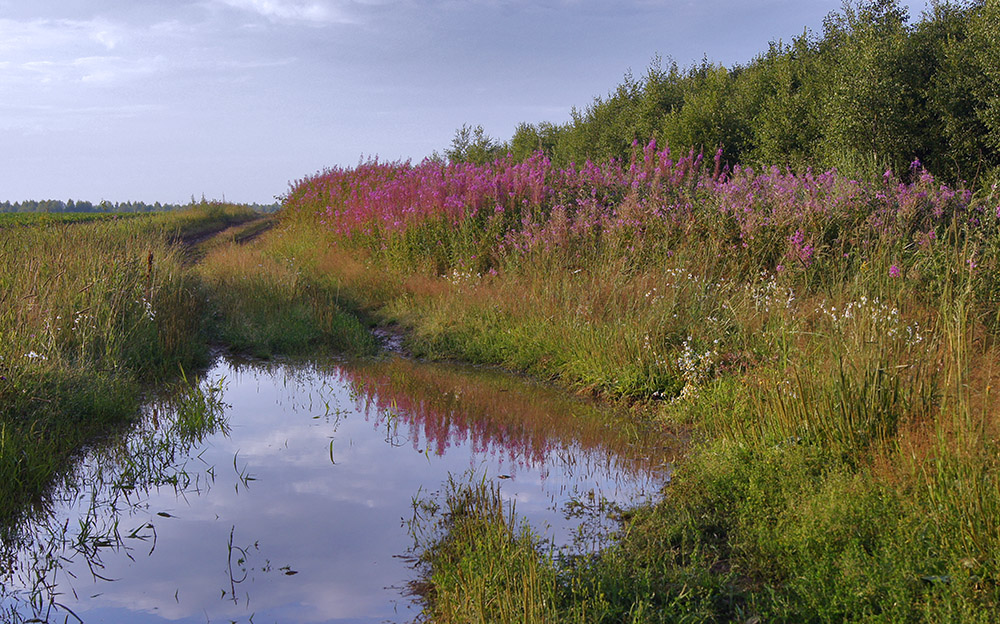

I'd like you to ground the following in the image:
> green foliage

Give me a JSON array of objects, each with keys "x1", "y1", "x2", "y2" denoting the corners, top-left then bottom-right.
[
  {"x1": 295, "y1": 158, "x2": 1000, "y2": 620},
  {"x1": 659, "y1": 60, "x2": 749, "y2": 164},
  {"x1": 741, "y1": 36, "x2": 825, "y2": 167},
  {"x1": 0, "y1": 207, "x2": 366, "y2": 534},
  {"x1": 446, "y1": 124, "x2": 505, "y2": 165},
  {"x1": 969, "y1": 0, "x2": 1000, "y2": 152},
  {"x1": 914, "y1": 1, "x2": 992, "y2": 179},
  {"x1": 817, "y1": 0, "x2": 917, "y2": 173},
  {"x1": 195, "y1": 225, "x2": 378, "y2": 359},
  {"x1": 508, "y1": 121, "x2": 562, "y2": 162},
  {"x1": 0, "y1": 212, "x2": 210, "y2": 526}
]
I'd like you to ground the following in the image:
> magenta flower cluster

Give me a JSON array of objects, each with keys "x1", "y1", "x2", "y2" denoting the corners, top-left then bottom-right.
[{"x1": 284, "y1": 141, "x2": 978, "y2": 272}]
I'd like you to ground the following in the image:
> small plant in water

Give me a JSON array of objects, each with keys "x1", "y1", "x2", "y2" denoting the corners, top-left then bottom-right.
[{"x1": 171, "y1": 367, "x2": 229, "y2": 442}]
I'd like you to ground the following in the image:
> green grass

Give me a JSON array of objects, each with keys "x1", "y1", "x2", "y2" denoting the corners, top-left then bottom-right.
[
  {"x1": 0, "y1": 210, "x2": 206, "y2": 525},
  {"x1": 0, "y1": 212, "x2": 140, "y2": 227},
  {"x1": 6, "y1": 172, "x2": 1000, "y2": 621}
]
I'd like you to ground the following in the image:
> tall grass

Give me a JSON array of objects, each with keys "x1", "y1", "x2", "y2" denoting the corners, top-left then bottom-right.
[
  {"x1": 280, "y1": 148, "x2": 1000, "y2": 620},
  {"x1": 0, "y1": 214, "x2": 200, "y2": 522}
]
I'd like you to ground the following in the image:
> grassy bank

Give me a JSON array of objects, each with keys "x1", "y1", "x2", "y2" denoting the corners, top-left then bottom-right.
[
  {"x1": 279, "y1": 151, "x2": 1000, "y2": 621},
  {"x1": 0, "y1": 202, "x2": 374, "y2": 529}
]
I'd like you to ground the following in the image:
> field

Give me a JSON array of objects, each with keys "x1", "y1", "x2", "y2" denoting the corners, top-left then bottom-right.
[{"x1": 0, "y1": 212, "x2": 134, "y2": 227}]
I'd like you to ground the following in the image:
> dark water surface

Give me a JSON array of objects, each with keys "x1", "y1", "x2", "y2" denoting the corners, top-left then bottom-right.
[{"x1": 1, "y1": 356, "x2": 667, "y2": 623}]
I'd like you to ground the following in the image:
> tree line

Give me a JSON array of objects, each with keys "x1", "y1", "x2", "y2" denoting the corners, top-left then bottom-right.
[
  {"x1": 447, "y1": 0, "x2": 1000, "y2": 186},
  {"x1": 0, "y1": 199, "x2": 183, "y2": 213},
  {"x1": 1, "y1": 199, "x2": 282, "y2": 213}
]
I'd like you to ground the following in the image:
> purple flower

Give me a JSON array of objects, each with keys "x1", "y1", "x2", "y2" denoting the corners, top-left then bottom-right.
[{"x1": 889, "y1": 264, "x2": 901, "y2": 278}]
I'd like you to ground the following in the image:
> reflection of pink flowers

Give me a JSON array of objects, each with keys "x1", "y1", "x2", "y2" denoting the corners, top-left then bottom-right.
[{"x1": 889, "y1": 264, "x2": 901, "y2": 278}]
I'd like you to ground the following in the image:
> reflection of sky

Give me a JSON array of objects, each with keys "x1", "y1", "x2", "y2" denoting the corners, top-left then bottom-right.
[{"x1": 3, "y1": 356, "x2": 664, "y2": 623}]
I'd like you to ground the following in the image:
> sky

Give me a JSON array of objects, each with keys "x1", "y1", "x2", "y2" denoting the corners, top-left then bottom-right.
[{"x1": 1, "y1": 0, "x2": 930, "y2": 205}]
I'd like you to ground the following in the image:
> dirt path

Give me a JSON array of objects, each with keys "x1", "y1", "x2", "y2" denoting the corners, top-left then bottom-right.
[{"x1": 177, "y1": 215, "x2": 277, "y2": 264}]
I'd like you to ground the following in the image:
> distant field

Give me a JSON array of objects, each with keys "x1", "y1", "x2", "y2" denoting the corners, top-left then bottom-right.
[{"x1": 0, "y1": 212, "x2": 145, "y2": 227}]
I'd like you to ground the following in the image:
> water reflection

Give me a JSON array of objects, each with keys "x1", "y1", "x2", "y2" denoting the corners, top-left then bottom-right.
[
  {"x1": 338, "y1": 357, "x2": 665, "y2": 476},
  {"x1": 1, "y1": 355, "x2": 668, "y2": 623},
  {"x1": 0, "y1": 377, "x2": 229, "y2": 623}
]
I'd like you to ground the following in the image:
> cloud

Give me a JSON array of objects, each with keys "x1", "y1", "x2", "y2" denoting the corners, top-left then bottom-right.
[
  {"x1": 0, "y1": 17, "x2": 150, "y2": 86},
  {"x1": 75, "y1": 55, "x2": 164, "y2": 83},
  {"x1": 0, "y1": 17, "x2": 126, "y2": 53},
  {"x1": 215, "y1": 0, "x2": 358, "y2": 24},
  {"x1": 3, "y1": 55, "x2": 164, "y2": 86}
]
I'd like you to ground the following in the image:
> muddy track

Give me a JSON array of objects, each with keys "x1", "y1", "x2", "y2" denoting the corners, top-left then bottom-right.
[{"x1": 176, "y1": 215, "x2": 277, "y2": 264}]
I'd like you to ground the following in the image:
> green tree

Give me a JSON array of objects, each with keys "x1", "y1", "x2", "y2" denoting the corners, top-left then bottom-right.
[
  {"x1": 508, "y1": 121, "x2": 563, "y2": 162},
  {"x1": 969, "y1": 0, "x2": 1000, "y2": 153},
  {"x1": 634, "y1": 56, "x2": 685, "y2": 145},
  {"x1": 660, "y1": 60, "x2": 749, "y2": 162},
  {"x1": 818, "y1": 0, "x2": 919, "y2": 175},
  {"x1": 446, "y1": 124, "x2": 504, "y2": 165},
  {"x1": 909, "y1": 1, "x2": 992, "y2": 180},
  {"x1": 739, "y1": 34, "x2": 826, "y2": 168}
]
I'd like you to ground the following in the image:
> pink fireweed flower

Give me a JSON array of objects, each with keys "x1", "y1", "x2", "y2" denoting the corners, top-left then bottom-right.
[
  {"x1": 787, "y1": 229, "x2": 814, "y2": 266},
  {"x1": 889, "y1": 264, "x2": 901, "y2": 278}
]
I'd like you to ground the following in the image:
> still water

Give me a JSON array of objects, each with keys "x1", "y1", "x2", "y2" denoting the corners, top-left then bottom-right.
[{"x1": 1, "y1": 355, "x2": 667, "y2": 623}]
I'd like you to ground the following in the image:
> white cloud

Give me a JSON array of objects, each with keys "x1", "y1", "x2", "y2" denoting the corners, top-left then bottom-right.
[
  {"x1": 90, "y1": 22, "x2": 124, "y2": 49},
  {"x1": 0, "y1": 17, "x2": 126, "y2": 54},
  {"x1": 215, "y1": 0, "x2": 357, "y2": 24},
  {"x1": 75, "y1": 55, "x2": 164, "y2": 83},
  {"x1": 0, "y1": 17, "x2": 152, "y2": 86},
  {"x1": 3, "y1": 55, "x2": 164, "y2": 86}
]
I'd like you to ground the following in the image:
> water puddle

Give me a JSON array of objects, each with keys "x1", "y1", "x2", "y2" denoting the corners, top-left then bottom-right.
[{"x1": 1, "y1": 355, "x2": 668, "y2": 623}]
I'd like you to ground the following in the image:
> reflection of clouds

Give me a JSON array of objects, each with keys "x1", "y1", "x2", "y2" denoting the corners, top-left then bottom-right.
[{"x1": 5, "y1": 356, "x2": 663, "y2": 623}]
